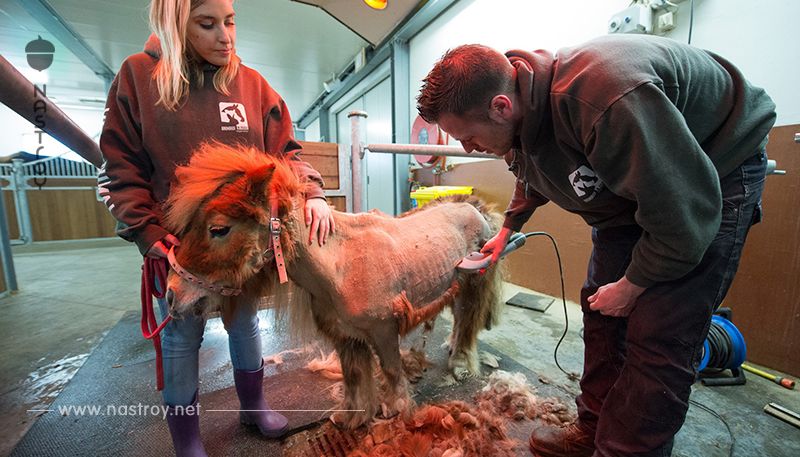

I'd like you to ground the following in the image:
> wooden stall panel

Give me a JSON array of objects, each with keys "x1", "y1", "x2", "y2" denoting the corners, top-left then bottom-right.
[
  {"x1": 0, "y1": 250, "x2": 6, "y2": 294},
  {"x1": 726, "y1": 124, "x2": 800, "y2": 377},
  {"x1": 299, "y1": 141, "x2": 340, "y2": 189},
  {"x1": 2, "y1": 189, "x2": 20, "y2": 240},
  {"x1": 20, "y1": 178, "x2": 116, "y2": 241},
  {"x1": 328, "y1": 196, "x2": 346, "y2": 212}
]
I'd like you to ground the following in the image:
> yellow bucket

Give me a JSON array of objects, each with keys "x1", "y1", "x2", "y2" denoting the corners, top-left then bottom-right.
[{"x1": 411, "y1": 186, "x2": 474, "y2": 207}]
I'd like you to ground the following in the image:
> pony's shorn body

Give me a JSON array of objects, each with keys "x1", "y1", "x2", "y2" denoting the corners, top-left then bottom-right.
[{"x1": 165, "y1": 144, "x2": 505, "y2": 428}]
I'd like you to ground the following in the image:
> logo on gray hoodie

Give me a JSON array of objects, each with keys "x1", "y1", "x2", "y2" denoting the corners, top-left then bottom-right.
[{"x1": 569, "y1": 165, "x2": 603, "y2": 202}]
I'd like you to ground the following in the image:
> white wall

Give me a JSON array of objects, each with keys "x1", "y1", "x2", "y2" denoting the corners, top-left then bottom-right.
[
  {"x1": 329, "y1": 60, "x2": 397, "y2": 213},
  {"x1": 409, "y1": 0, "x2": 800, "y2": 128},
  {"x1": 303, "y1": 117, "x2": 321, "y2": 142},
  {"x1": 362, "y1": 77, "x2": 395, "y2": 214},
  {"x1": 668, "y1": 0, "x2": 799, "y2": 126},
  {"x1": 333, "y1": 76, "x2": 396, "y2": 214}
]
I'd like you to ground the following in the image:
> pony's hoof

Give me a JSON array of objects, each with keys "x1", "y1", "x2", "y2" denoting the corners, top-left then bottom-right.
[
  {"x1": 330, "y1": 410, "x2": 368, "y2": 429},
  {"x1": 379, "y1": 395, "x2": 412, "y2": 419},
  {"x1": 441, "y1": 336, "x2": 453, "y2": 352},
  {"x1": 479, "y1": 351, "x2": 500, "y2": 368},
  {"x1": 453, "y1": 367, "x2": 471, "y2": 381},
  {"x1": 330, "y1": 412, "x2": 342, "y2": 427},
  {"x1": 378, "y1": 403, "x2": 399, "y2": 419}
]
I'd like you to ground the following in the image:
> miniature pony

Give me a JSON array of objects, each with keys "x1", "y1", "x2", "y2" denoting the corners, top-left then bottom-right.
[{"x1": 164, "y1": 143, "x2": 505, "y2": 428}]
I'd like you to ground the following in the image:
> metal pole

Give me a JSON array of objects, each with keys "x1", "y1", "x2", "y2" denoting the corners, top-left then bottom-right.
[
  {"x1": 10, "y1": 160, "x2": 32, "y2": 244},
  {"x1": 390, "y1": 39, "x2": 412, "y2": 214},
  {"x1": 766, "y1": 159, "x2": 786, "y2": 175},
  {"x1": 0, "y1": 55, "x2": 104, "y2": 167},
  {"x1": 349, "y1": 111, "x2": 368, "y2": 213},
  {"x1": 366, "y1": 143, "x2": 501, "y2": 160}
]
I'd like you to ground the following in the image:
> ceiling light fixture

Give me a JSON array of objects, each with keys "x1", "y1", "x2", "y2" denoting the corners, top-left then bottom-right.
[{"x1": 363, "y1": 0, "x2": 387, "y2": 10}]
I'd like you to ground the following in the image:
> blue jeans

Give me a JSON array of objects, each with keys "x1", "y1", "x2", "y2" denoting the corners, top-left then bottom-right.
[
  {"x1": 154, "y1": 283, "x2": 264, "y2": 406},
  {"x1": 575, "y1": 150, "x2": 766, "y2": 456}
]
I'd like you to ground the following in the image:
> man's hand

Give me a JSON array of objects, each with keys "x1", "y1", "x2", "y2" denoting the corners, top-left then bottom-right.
[
  {"x1": 588, "y1": 276, "x2": 646, "y2": 317},
  {"x1": 305, "y1": 197, "x2": 335, "y2": 246},
  {"x1": 145, "y1": 234, "x2": 181, "y2": 259},
  {"x1": 480, "y1": 227, "x2": 513, "y2": 264}
]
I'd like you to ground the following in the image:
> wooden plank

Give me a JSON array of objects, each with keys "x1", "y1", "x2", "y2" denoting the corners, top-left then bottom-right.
[
  {"x1": 2, "y1": 191, "x2": 19, "y2": 240},
  {"x1": 298, "y1": 141, "x2": 340, "y2": 190},
  {"x1": 27, "y1": 189, "x2": 117, "y2": 241},
  {"x1": 328, "y1": 196, "x2": 346, "y2": 212},
  {"x1": 25, "y1": 178, "x2": 97, "y2": 187},
  {"x1": 0, "y1": 248, "x2": 6, "y2": 293},
  {"x1": 299, "y1": 141, "x2": 339, "y2": 157}
]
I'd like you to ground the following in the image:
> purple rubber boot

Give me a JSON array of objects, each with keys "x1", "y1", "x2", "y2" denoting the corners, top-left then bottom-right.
[
  {"x1": 164, "y1": 392, "x2": 207, "y2": 457},
  {"x1": 233, "y1": 360, "x2": 289, "y2": 438}
]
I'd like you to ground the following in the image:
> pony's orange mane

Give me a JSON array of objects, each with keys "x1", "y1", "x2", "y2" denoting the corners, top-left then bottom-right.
[{"x1": 164, "y1": 142, "x2": 306, "y2": 235}]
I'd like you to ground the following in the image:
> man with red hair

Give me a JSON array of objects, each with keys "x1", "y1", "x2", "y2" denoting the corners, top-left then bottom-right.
[{"x1": 417, "y1": 34, "x2": 775, "y2": 457}]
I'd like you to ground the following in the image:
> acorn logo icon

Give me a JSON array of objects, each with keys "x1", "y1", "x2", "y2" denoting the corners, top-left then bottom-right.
[{"x1": 26, "y1": 36, "x2": 55, "y2": 71}]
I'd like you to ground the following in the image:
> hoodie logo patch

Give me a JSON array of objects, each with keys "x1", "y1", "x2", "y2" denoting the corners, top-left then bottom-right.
[
  {"x1": 219, "y1": 103, "x2": 249, "y2": 132},
  {"x1": 569, "y1": 165, "x2": 603, "y2": 202}
]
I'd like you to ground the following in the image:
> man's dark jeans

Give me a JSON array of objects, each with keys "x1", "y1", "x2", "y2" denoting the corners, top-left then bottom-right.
[{"x1": 575, "y1": 150, "x2": 767, "y2": 456}]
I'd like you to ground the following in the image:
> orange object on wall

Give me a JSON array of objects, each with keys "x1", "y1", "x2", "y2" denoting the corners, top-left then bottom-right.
[{"x1": 411, "y1": 115, "x2": 448, "y2": 165}]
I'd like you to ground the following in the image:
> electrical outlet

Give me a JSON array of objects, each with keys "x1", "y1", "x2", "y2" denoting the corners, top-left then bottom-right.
[
  {"x1": 608, "y1": 4, "x2": 653, "y2": 34},
  {"x1": 658, "y1": 11, "x2": 676, "y2": 32}
]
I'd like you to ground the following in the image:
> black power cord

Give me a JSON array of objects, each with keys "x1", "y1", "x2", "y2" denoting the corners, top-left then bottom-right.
[
  {"x1": 703, "y1": 321, "x2": 735, "y2": 374},
  {"x1": 696, "y1": 321, "x2": 737, "y2": 457},
  {"x1": 689, "y1": 398, "x2": 735, "y2": 457},
  {"x1": 522, "y1": 232, "x2": 579, "y2": 381}
]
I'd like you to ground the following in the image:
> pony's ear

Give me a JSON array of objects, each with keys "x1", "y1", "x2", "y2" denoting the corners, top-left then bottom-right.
[{"x1": 244, "y1": 163, "x2": 276, "y2": 201}]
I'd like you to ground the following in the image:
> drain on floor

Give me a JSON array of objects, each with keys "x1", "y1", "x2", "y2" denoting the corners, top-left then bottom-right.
[{"x1": 283, "y1": 421, "x2": 367, "y2": 457}]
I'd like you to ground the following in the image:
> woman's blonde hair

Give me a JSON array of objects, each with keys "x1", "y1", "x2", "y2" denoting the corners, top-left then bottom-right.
[{"x1": 149, "y1": 0, "x2": 240, "y2": 111}]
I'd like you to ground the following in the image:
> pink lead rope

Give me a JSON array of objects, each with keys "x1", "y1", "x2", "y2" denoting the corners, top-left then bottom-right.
[
  {"x1": 140, "y1": 256, "x2": 171, "y2": 391},
  {"x1": 167, "y1": 246, "x2": 242, "y2": 296},
  {"x1": 270, "y1": 197, "x2": 288, "y2": 284}
]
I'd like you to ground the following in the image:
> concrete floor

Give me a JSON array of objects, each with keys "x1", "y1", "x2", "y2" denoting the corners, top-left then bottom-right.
[{"x1": 1, "y1": 239, "x2": 799, "y2": 456}]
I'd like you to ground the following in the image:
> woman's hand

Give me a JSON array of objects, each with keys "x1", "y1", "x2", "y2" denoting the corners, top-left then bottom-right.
[
  {"x1": 145, "y1": 234, "x2": 181, "y2": 259},
  {"x1": 305, "y1": 198, "x2": 335, "y2": 246}
]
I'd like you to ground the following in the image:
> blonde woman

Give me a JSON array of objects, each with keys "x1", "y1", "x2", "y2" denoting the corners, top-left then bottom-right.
[{"x1": 98, "y1": 0, "x2": 333, "y2": 455}]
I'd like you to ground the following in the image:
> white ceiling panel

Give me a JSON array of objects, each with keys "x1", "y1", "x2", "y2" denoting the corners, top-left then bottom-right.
[{"x1": 0, "y1": 0, "x2": 369, "y2": 118}]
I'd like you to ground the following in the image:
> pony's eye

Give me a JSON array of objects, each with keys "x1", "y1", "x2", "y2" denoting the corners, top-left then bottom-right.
[{"x1": 209, "y1": 226, "x2": 231, "y2": 238}]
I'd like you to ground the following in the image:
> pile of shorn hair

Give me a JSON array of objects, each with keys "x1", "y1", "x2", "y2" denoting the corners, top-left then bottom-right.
[
  {"x1": 349, "y1": 371, "x2": 574, "y2": 457},
  {"x1": 269, "y1": 346, "x2": 575, "y2": 456}
]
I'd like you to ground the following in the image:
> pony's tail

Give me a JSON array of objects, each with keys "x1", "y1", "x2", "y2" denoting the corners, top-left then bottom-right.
[
  {"x1": 455, "y1": 193, "x2": 506, "y2": 331},
  {"x1": 456, "y1": 257, "x2": 505, "y2": 332}
]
